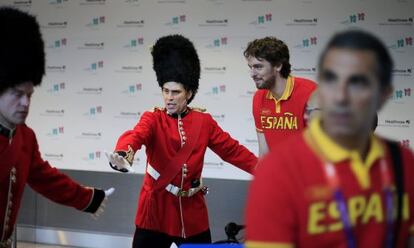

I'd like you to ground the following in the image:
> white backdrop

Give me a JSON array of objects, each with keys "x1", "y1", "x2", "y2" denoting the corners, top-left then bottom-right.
[{"x1": 3, "y1": 0, "x2": 413, "y2": 180}]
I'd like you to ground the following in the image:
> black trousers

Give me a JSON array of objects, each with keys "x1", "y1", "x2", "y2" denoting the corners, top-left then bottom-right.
[{"x1": 132, "y1": 227, "x2": 211, "y2": 248}]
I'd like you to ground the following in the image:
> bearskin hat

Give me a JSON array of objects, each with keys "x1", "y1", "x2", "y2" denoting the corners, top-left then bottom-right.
[
  {"x1": 152, "y1": 34, "x2": 200, "y2": 104},
  {"x1": 0, "y1": 7, "x2": 45, "y2": 93}
]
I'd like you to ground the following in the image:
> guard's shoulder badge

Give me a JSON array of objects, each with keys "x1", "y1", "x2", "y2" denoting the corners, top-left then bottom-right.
[
  {"x1": 191, "y1": 107, "x2": 207, "y2": 113},
  {"x1": 150, "y1": 106, "x2": 165, "y2": 112}
]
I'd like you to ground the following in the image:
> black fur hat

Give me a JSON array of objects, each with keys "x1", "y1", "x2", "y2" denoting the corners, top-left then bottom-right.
[
  {"x1": 152, "y1": 34, "x2": 200, "y2": 104},
  {"x1": 0, "y1": 7, "x2": 45, "y2": 93}
]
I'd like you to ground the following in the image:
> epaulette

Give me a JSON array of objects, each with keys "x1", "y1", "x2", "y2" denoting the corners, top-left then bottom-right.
[
  {"x1": 191, "y1": 107, "x2": 207, "y2": 113},
  {"x1": 150, "y1": 106, "x2": 165, "y2": 112}
]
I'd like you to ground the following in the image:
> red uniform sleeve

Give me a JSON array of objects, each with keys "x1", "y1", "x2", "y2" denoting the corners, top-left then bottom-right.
[
  {"x1": 252, "y1": 90, "x2": 264, "y2": 133},
  {"x1": 115, "y1": 111, "x2": 155, "y2": 152},
  {"x1": 245, "y1": 152, "x2": 296, "y2": 246},
  {"x1": 27, "y1": 130, "x2": 102, "y2": 212},
  {"x1": 207, "y1": 114, "x2": 257, "y2": 174}
]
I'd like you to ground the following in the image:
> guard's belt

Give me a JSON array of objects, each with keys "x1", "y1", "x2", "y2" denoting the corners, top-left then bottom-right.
[{"x1": 146, "y1": 163, "x2": 203, "y2": 197}]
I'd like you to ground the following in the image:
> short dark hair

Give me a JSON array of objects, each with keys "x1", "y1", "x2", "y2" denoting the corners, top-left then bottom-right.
[
  {"x1": 0, "y1": 7, "x2": 45, "y2": 93},
  {"x1": 244, "y1": 37, "x2": 291, "y2": 78},
  {"x1": 318, "y1": 29, "x2": 393, "y2": 90}
]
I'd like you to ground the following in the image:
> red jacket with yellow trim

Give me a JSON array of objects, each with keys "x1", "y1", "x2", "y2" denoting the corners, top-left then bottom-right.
[
  {"x1": 0, "y1": 124, "x2": 105, "y2": 242},
  {"x1": 115, "y1": 108, "x2": 257, "y2": 237},
  {"x1": 245, "y1": 132, "x2": 414, "y2": 248}
]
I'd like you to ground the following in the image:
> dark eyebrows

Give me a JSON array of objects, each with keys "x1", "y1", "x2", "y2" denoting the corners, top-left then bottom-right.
[
  {"x1": 319, "y1": 69, "x2": 337, "y2": 81},
  {"x1": 162, "y1": 87, "x2": 182, "y2": 93},
  {"x1": 348, "y1": 74, "x2": 369, "y2": 84}
]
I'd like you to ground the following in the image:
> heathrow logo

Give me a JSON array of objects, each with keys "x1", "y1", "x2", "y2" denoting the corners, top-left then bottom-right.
[
  {"x1": 205, "y1": 37, "x2": 228, "y2": 49},
  {"x1": 80, "y1": 0, "x2": 106, "y2": 5},
  {"x1": 341, "y1": 12, "x2": 365, "y2": 25},
  {"x1": 117, "y1": 19, "x2": 145, "y2": 28},
  {"x1": 83, "y1": 151, "x2": 102, "y2": 161},
  {"x1": 212, "y1": 85, "x2": 226, "y2": 95},
  {"x1": 250, "y1": 13, "x2": 272, "y2": 27},
  {"x1": 113, "y1": 111, "x2": 141, "y2": 120},
  {"x1": 78, "y1": 41, "x2": 104, "y2": 50},
  {"x1": 76, "y1": 87, "x2": 103, "y2": 95},
  {"x1": 46, "y1": 65, "x2": 66, "y2": 73},
  {"x1": 47, "y1": 38, "x2": 67, "y2": 49},
  {"x1": 286, "y1": 18, "x2": 318, "y2": 26},
  {"x1": 86, "y1": 16, "x2": 105, "y2": 29},
  {"x1": 115, "y1": 65, "x2": 143, "y2": 73},
  {"x1": 122, "y1": 83, "x2": 143, "y2": 96},
  {"x1": 392, "y1": 68, "x2": 412, "y2": 77},
  {"x1": 381, "y1": 119, "x2": 411, "y2": 128},
  {"x1": 125, "y1": 0, "x2": 140, "y2": 5},
  {"x1": 12, "y1": 0, "x2": 32, "y2": 8},
  {"x1": 40, "y1": 109, "x2": 65, "y2": 117},
  {"x1": 203, "y1": 66, "x2": 227, "y2": 74},
  {"x1": 379, "y1": 17, "x2": 413, "y2": 26},
  {"x1": 123, "y1": 37, "x2": 144, "y2": 50},
  {"x1": 390, "y1": 88, "x2": 412, "y2": 101},
  {"x1": 198, "y1": 18, "x2": 228, "y2": 27},
  {"x1": 165, "y1": 15, "x2": 186, "y2": 27},
  {"x1": 291, "y1": 67, "x2": 316, "y2": 76},
  {"x1": 47, "y1": 126, "x2": 64, "y2": 137},
  {"x1": 46, "y1": 82, "x2": 66, "y2": 94},
  {"x1": 43, "y1": 153, "x2": 64, "y2": 161},
  {"x1": 83, "y1": 106, "x2": 103, "y2": 117},
  {"x1": 294, "y1": 36, "x2": 317, "y2": 50},
  {"x1": 77, "y1": 132, "x2": 102, "y2": 140},
  {"x1": 84, "y1": 61, "x2": 104, "y2": 72},
  {"x1": 388, "y1": 37, "x2": 413, "y2": 52},
  {"x1": 48, "y1": 0, "x2": 68, "y2": 6},
  {"x1": 42, "y1": 20, "x2": 68, "y2": 29}
]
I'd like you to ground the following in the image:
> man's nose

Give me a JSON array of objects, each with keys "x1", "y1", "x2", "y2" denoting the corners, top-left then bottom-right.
[
  {"x1": 333, "y1": 81, "x2": 349, "y2": 104},
  {"x1": 250, "y1": 69, "x2": 256, "y2": 78},
  {"x1": 20, "y1": 95, "x2": 30, "y2": 107}
]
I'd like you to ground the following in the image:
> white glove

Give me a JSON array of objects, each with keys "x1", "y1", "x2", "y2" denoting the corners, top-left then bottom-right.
[
  {"x1": 105, "y1": 187, "x2": 115, "y2": 197},
  {"x1": 105, "y1": 151, "x2": 134, "y2": 173},
  {"x1": 92, "y1": 187, "x2": 115, "y2": 220}
]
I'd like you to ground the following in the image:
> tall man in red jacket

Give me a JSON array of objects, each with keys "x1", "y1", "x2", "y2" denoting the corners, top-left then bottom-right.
[
  {"x1": 244, "y1": 37, "x2": 317, "y2": 156},
  {"x1": 106, "y1": 35, "x2": 258, "y2": 248},
  {"x1": 0, "y1": 7, "x2": 113, "y2": 247}
]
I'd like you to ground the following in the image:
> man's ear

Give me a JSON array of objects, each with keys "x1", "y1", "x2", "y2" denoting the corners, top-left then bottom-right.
[
  {"x1": 274, "y1": 63, "x2": 283, "y2": 73},
  {"x1": 187, "y1": 90, "x2": 193, "y2": 101}
]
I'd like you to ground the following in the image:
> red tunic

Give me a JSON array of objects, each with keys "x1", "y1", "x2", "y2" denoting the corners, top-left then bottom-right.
[
  {"x1": 253, "y1": 76, "x2": 316, "y2": 150},
  {"x1": 115, "y1": 108, "x2": 257, "y2": 237},
  {"x1": 245, "y1": 119, "x2": 414, "y2": 248},
  {"x1": 0, "y1": 124, "x2": 104, "y2": 242}
]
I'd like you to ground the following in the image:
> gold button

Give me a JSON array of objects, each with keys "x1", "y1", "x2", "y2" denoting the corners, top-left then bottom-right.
[{"x1": 182, "y1": 136, "x2": 187, "y2": 140}]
